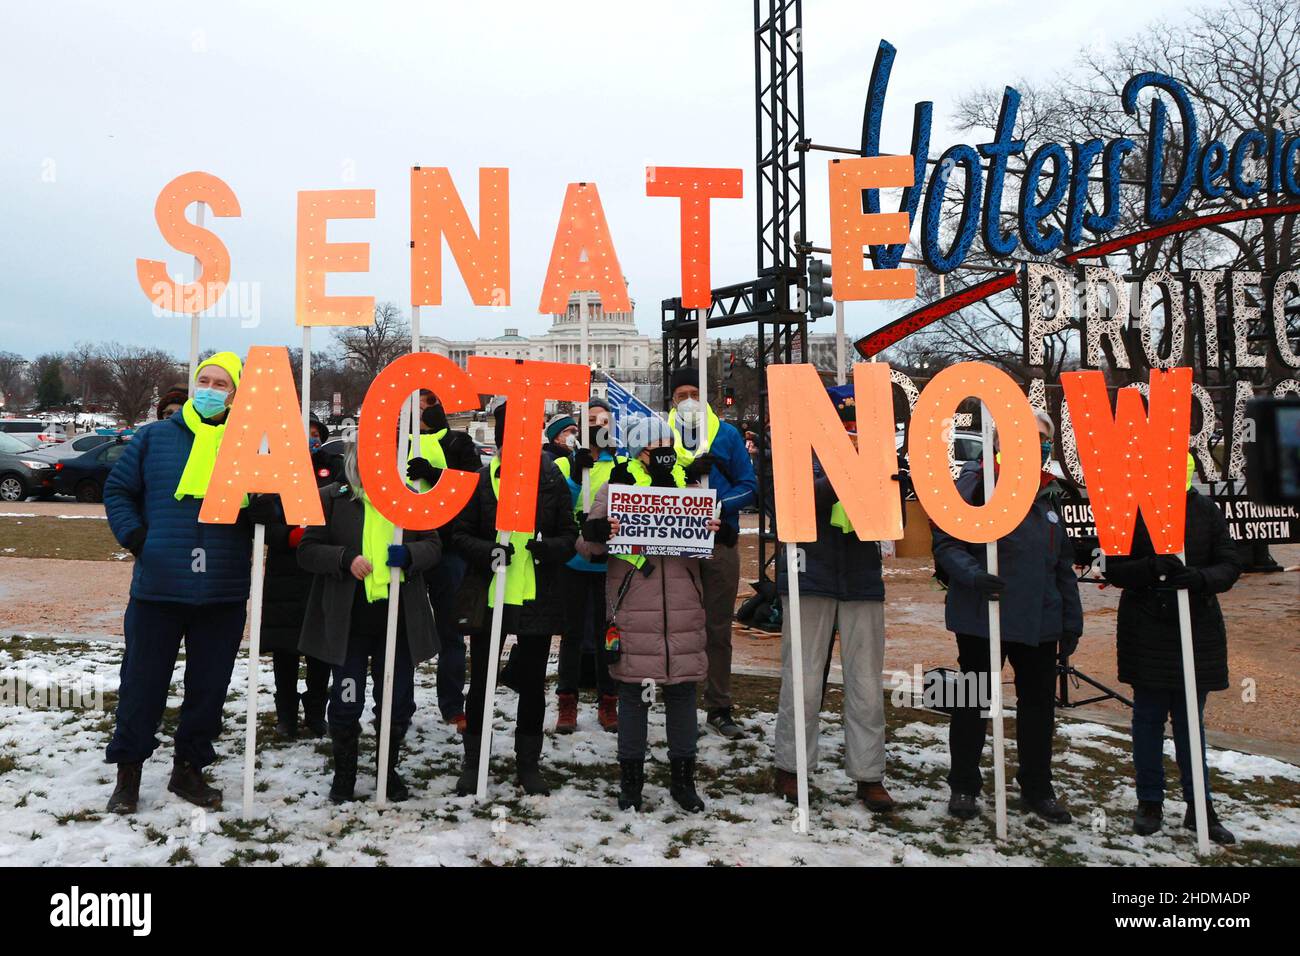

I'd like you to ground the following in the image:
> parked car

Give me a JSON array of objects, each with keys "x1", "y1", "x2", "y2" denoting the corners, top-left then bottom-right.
[
  {"x1": 0, "y1": 432, "x2": 59, "y2": 501},
  {"x1": 24, "y1": 432, "x2": 115, "y2": 464},
  {"x1": 53, "y1": 438, "x2": 132, "y2": 503},
  {"x1": 0, "y1": 419, "x2": 67, "y2": 443},
  {"x1": 46, "y1": 440, "x2": 117, "y2": 502}
]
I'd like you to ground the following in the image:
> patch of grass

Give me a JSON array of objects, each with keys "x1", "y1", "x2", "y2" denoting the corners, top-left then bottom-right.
[
  {"x1": 167, "y1": 846, "x2": 193, "y2": 865},
  {"x1": 0, "y1": 516, "x2": 124, "y2": 561},
  {"x1": 53, "y1": 808, "x2": 102, "y2": 825},
  {"x1": 0, "y1": 754, "x2": 17, "y2": 776},
  {"x1": 222, "y1": 847, "x2": 281, "y2": 866}
]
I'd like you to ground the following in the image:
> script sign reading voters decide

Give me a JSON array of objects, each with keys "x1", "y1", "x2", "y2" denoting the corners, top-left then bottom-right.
[{"x1": 606, "y1": 486, "x2": 718, "y2": 559}]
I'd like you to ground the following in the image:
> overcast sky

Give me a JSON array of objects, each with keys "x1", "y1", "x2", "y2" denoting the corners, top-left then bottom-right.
[{"x1": 0, "y1": 0, "x2": 1194, "y2": 360}]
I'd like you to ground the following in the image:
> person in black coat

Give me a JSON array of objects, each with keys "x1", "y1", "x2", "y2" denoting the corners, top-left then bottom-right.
[
  {"x1": 450, "y1": 401, "x2": 578, "y2": 797},
  {"x1": 260, "y1": 415, "x2": 342, "y2": 739},
  {"x1": 405, "y1": 390, "x2": 484, "y2": 732},
  {"x1": 931, "y1": 411, "x2": 1083, "y2": 825},
  {"x1": 1103, "y1": 477, "x2": 1242, "y2": 844}
]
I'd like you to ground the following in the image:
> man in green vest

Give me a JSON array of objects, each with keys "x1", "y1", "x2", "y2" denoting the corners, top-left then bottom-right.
[
  {"x1": 407, "y1": 389, "x2": 484, "y2": 733},
  {"x1": 551, "y1": 397, "x2": 625, "y2": 733}
]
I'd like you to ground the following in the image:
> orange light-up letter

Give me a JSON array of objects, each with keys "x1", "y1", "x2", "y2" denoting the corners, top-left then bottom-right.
[
  {"x1": 646, "y1": 166, "x2": 743, "y2": 309},
  {"x1": 136, "y1": 171, "x2": 241, "y2": 314},
  {"x1": 198, "y1": 346, "x2": 324, "y2": 527},
  {"x1": 768, "y1": 362, "x2": 902, "y2": 542},
  {"x1": 909, "y1": 362, "x2": 1038, "y2": 543},
  {"x1": 411, "y1": 167, "x2": 510, "y2": 307},
  {"x1": 295, "y1": 189, "x2": 376, "y2": 326},
  {"x1": 538, "y1": 183, "x2": 631, "y2": 314},
  {"x1": 1060, "y1": 367, "x2": 1192, "y2": 555},
  {"x1": 468, "y1": 357, "x2": 590, "y2": 532},
  {"x1": 828, "y1": 156, "x2": 916, "y2": 301},
  {"x1": 356, "y1": 353, "x2": 482, "y2": 530}
]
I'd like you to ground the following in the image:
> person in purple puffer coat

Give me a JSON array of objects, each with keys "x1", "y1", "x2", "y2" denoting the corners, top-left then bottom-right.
[{"x1": 577, "y1": 415, "x2": 721, "y2": 814}]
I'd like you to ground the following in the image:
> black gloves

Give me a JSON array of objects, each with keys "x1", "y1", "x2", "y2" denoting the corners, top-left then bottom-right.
[
  {"x1": 714, "y1": 521, "x2": 738, "y2": 548},
  {"x1": 583, "y1": 516, "x2": 613, "y2": 543},
  {"x1": 524, "y1": 538, "x2": 544, "y2": 559},
  {"x1": 1167, "y1": 566, "x2": 1206, "y2": 592},
  {"x1": 407, "y1": 457, "x2": 441, "y2": 485},
  {"x1": 1058, "y1": 631, "x2": 1081, "y2": 661},
  {"x1": 572, "y1": 448, "x2": 594, "y2": 475},
  {"x1": 488, "y1": 541, "x2": 515, "y2": 570},
  {"x1": 684, "y1": 453, "x2": 720, "y2": 482},
  {"x1": 126, "y1": 526, "x2": 147, "y2": 557},
  {"x1": 608, "y1": 461, "x2": 634, "y2": 486},
  {"x1": 1151, "y1": 554, "x2": 1185, "y2": 583},
  {"x1": 972, "y1": 571, "x2": 1007, "y2": 596}
]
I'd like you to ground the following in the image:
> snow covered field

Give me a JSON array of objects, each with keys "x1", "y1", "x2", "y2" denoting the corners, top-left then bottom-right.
[{"x1": 1, "y1": 634, "x2": 1297, "y2": 867}]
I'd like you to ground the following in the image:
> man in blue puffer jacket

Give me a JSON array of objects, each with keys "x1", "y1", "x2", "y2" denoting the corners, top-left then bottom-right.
[{"x1": 103, "y1": 352, "x2": 262, "y2": 815}]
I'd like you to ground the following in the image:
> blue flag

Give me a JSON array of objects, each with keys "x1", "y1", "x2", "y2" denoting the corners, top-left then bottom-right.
[{"x1": 604, "y1": 376, "x2": 661, "y2": 454}]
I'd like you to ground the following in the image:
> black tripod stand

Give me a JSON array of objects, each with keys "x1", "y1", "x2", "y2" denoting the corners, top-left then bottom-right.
[{"x1": 1056, "y1": 658, "x2": 1132, "y2": 709}]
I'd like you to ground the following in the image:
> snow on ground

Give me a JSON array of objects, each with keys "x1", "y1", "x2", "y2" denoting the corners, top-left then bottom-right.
[{"x1": 0, "y1": 635, "x2": 1297, "y2": 866}]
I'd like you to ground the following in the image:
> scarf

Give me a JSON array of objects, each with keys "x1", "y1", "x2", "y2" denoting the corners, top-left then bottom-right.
[{"x1": 361, "y1": 493, "x2": 402, "y2": 603}]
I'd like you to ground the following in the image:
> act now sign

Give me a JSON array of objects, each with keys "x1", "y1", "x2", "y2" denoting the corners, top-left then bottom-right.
[{"x1": 607, "y1": 486, "x2": 718, "y2": 559}]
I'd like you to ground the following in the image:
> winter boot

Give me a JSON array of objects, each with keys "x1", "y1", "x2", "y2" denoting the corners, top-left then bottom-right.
[
  {"x1": 598, "y1": 694, "x2": 619, "y2": 733},
  {"x1": 948, "y1": 790, "x2": 979, "y2": 820},
  {"x1": 1184, "y1": 800, "x2": 1236, "y2": 846},
  {"x1": 107, "y1": 762, "x2": 142, "y2": 815},
  {"x1": 514, "y1": 734, "x2": 551, "y2": 796},
  {"x1": 857, "y1": 781, "x2": 895, "y2": 814},
  {"x1": 376, "y1": 722, "x2": 410, "y2": 803},
  {"x1": 167, "y1": 757, "x2": 223, "y2": 810},
  {"x1": 1133, "y1": 800, "x2": 1163, "y2": 835},
  {"x1": 1019, "y1": 793, "x2": 1073, "y2": 825},
  {"x1": 772, "y1": 767, "x2": 798, "y2": 803},
  {"x1": 328, "y1": 724, "x2": 360, "y2": 804},
  {"x1": 454, "y1": 734, "x2": 481, "y2": 797},
  {"x1": 618, "y1": 759, "x2": 645, "y2": 811},
  {"x1": 555, "y1": 692, "x2": 578, "y2": 734},
  {"x1": 273, "y1": 693, "x2": 298, "y2": 739},
  {"x1": 669, "y1": 756, "x2": 705, "y2": 813},
  {"x1": 301, "y1": 699, "x2": 328, "y2": 738}
]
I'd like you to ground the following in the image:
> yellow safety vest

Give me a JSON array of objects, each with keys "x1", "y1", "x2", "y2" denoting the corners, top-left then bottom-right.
[
  {"x1": 487, "y1": 459, "x2": 537, "y2": 607},
  {"x1": 667, "y1": 404, "x2": 720, "y2": 470}
]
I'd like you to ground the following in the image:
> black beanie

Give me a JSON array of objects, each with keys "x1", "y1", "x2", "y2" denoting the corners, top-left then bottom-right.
[
  {"x1": 493, "y1": 402, "x2": 508, "y2": 451},
  {"x1": 309, "y1": 413, "x2": 330, "y2": 442},
  {"x1": 670, "y1": 367, "x2": 700, "y2": 395}
]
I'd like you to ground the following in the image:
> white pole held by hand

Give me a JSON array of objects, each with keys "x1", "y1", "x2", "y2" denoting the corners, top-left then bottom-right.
[
  {"x1": 980, "y1": 402, "x2": 1008, "y2": 841},
  {"x1": 242, "y1": 521, "x2": 266, "y2": 818},
  {"x1": 1174, "y1": 550, "x2": 1211, "y2": 854},
  {"x1": 579, "y1": 290, "x2": 592, "y2": 510},
  {"x1": 696, "y1": 308, "x2": 710, "y2": 489},
  {"x1": 187, "y1": 202, "x2": 207, "y2": 388},
  {"x1": 301, "y1": 326, "x2": 312, "y2": 437},
  {"x1": 835, "y1": 299, "x2": 846, "y2": 387},
  {"x1": 785, "y1": 541, "x2": 811, "y2": 834},
  {"x1": 476, "y1": 530, "x2": 511, "y2": 800},
  {"x1": 376, "y1": 306, "x2": 422, "y2": 806}
]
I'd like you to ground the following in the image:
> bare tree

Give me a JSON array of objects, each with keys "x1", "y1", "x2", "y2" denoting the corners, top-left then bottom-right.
[
  {"x1": 99, "y1": 343, "x2": 182, "y2": 425},
  {"x1": 0, "y1": 351, "x2": 29, "y2": 409},
  {"x1": 329, "y1": 302, "x2": 412, "y2": 415}
]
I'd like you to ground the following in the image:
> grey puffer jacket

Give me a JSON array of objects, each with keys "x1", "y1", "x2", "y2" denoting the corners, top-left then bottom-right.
[{"x1": 577, "y1": 485, "x2": 707, "y2": 686}]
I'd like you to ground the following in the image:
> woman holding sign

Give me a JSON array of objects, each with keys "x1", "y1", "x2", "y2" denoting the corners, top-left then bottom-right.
[
  {"x1": 1103, "y1": 459, "x2": 1241, "y2": 845},
  {"x1": 450, "y1": 402, "x2": 578, "y2": 797},
  {"x1": 577, "y1": 416, "x2": 722, "y2": 813},
  {"x1": 297, "y1": 442, "x2": 443, "y2": 804},
  {"x1": 931, "y1": 411, "x2": 1082, "y2": 825}
]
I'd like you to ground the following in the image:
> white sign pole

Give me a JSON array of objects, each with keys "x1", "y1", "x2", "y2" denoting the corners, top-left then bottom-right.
[
  {"x1": 187, "y1": 202, "x2": 207, "y2": 388},
  {"x1": 1174, "y1": 550, "x2": 1211, "y2": 854},
  {"x1": 579, "y1": 290, "x2": 592, "y2": 510},
  {"x1": 376, "y1": 306, "x2": 421, "y2": 806},
  {"x1": 785, "y1": 541, "x2": 811, "y2": 833},
  {"x1": 695, "y1": 308, "x2": 711, "y2": 493},
  {"x1": 835, "y1": 299, "x2": 846, "y2": 387},
  {"x1": 980, "y1": 402, "x2": 1008, "y2": 841},
  {"x1": 241, "y1": 521, "x2": 266, "y2": 818},
  {"x1": 476, "y1": 530, "x2": 511, "y2": 800}
]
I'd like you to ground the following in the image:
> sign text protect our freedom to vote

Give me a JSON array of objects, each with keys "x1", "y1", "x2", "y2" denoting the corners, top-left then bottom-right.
[{"x1": 606, "y1": 486, "x2": 719, "y2": 559}]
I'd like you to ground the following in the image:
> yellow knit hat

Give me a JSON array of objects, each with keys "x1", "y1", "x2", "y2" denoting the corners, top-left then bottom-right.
[{"x1": 195, "y1": 351, "x2": 242, "y2": 389}]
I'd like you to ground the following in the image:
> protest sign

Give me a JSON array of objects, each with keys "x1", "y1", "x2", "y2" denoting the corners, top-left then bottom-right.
[{"x1": 606, "y1": 485, "x2": 718, "y2": 558}]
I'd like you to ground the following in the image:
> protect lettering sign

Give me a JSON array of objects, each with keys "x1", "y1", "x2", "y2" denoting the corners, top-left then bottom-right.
[{"x1": 606, "y1": 486, "x2": 718, "y2": 559}]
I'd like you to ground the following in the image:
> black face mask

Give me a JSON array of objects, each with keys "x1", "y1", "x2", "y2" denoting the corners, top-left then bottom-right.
[
  {"x1": 647, "y1": 447, "x2": 677, "y2": 480},
  {"x1": 422, "y1": 404, "x2": 449, "y2": 433}
]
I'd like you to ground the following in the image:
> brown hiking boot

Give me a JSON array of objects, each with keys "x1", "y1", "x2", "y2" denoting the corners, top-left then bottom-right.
[
  {"x1": 555, "y1": 692, "x2": 578, "y2": 734},
  {"x1": 107, "y1": 762, "x2": 142, "y2": 814},
  {"x1": 597, "y1": 694, "x2": 619, "y2": 733},
  {"x1": 167, "y1": 758, "x2": 223, "y2": 810},
  {"x1": 772, "y1": 767, "x2": 798, "y2": 802},
  {"x1": 857, "y1": 780, "x2": 895, "y2": 813}
]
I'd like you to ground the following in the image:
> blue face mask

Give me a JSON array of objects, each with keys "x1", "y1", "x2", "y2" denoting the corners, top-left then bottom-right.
[
  {"x1": 1040, "y1": 439, "x2": 1052, "y2": 467},
  {"x1": 309, "y1": 437, "x2": 322, "y2": 452},
  {"x1": 192, "y1": 387, "x2": 229, "y2": 419}
]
